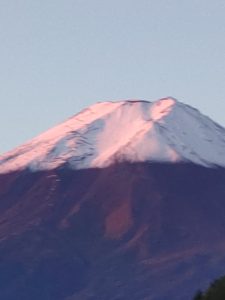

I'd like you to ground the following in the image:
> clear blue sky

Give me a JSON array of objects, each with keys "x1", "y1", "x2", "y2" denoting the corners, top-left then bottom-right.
[{"x1": 1, "y1": 0, "x2": 225, "y2": 153}]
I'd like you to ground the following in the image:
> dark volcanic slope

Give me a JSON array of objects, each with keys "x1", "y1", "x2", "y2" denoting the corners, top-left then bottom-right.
[{"x1": 1, "y1": 162, "x2": 225, "y2": 300}]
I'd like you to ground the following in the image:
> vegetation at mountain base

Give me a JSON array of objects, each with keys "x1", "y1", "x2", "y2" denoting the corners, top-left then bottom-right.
[{"x1": 193, "y1": 276, "x2": 225, "y2": 299}]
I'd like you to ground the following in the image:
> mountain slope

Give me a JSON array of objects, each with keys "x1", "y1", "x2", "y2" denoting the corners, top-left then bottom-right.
[
  {"x1": 0, "y1": 98, "x2": 225, "y2": 300},
  {"x1": 1, "y1": 163, "x2": 225, "y2": 300},
  {"x1": 1, "y1": 98, "x2": 225, "y2": 174}
]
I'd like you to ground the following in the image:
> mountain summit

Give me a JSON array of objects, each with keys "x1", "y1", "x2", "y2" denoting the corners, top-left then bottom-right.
[{"x1": 1, "y1": 97, "x2": 225, "y2": 174}]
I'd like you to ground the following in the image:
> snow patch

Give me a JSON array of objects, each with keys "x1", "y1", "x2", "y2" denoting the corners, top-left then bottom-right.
[{"x1": 150, "y1": 97, "x2": 176, "y2": 121}]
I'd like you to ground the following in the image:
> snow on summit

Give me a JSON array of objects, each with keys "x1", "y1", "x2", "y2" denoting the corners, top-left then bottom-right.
[{"x1": 1, "y1": 97, "x2": 225, "y2": 173}]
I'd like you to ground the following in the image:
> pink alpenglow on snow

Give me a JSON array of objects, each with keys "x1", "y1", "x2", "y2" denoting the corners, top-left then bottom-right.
[{"x1": 1, "y1": 97, "x2": 225, "y2": 174}]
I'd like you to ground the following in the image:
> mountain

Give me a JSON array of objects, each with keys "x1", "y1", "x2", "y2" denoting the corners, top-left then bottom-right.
[{"x1": 0, "y1": 98, "x2": 225, "y2": 300}]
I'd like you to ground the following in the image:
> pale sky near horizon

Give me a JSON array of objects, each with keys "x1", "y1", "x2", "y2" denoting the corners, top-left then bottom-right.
[{"x1": 1, "y1": 0, "x2": 225, "y2": 153}]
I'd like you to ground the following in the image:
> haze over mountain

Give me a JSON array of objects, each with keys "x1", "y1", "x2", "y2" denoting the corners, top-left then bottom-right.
[{"x1": 0, "y1": 98, "x2": 225, "y2": 300}]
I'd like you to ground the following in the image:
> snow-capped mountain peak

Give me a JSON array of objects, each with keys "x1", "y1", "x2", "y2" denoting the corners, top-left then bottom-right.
[{"x1": 1, "y1": 97, "x2": 225, "y2": 173}]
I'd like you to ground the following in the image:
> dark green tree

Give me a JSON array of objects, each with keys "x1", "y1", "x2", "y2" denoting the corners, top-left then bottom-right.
[
  {"x1": 193, "y1": 276, "x2": 225, "y2": 300},
  {"x1": 193, "y1": 290, "x2": 203, "y2": 300}
]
